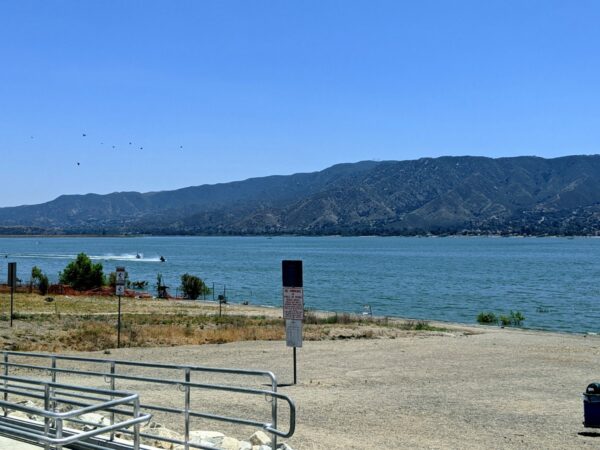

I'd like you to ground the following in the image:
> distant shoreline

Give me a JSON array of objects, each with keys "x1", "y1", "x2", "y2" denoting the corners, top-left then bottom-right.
[{"x1": 0, "y1": 233, "x2": 597, "y2": 238}]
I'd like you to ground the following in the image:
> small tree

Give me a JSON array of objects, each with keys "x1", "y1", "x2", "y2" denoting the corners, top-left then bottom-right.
[
  {"x1": 180, "y1": 273, "x2": 208, "y2": 300},
  {"x1": 38, "y1": 274, "x2": 49, "y2": 295},
  {"x1": 59, "y1": 253, "x2": 105, "y2": 291},
  {"x1": 31, "y1": 266, "x2": 49, "y2": 295},
  {"x1": 31, "y1": 266, "x2": 43, "y2": 281}
]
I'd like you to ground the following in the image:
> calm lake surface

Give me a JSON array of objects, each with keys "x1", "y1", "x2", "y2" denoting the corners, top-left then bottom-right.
[{"x1": 0, "y1": 236, "x2": 598, "y2": 333}]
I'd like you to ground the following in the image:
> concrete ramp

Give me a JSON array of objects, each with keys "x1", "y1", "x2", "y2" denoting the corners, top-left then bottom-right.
[{"x1": 0, "y1": 436, "x2": 42, "y2": 449}]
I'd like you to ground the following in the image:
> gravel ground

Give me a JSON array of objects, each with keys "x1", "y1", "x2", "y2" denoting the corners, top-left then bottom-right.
[{"x1": 7, "y1": 324, "x2": 600, "y2": 449}]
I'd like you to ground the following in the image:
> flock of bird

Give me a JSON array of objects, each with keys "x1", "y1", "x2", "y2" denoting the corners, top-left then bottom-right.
[{"x1": 28, "y1": 133, "x2": 184, "y2": 166}]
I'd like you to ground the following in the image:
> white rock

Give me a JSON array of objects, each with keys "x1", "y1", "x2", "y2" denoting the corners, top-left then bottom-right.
[
  {"x1": 174, "y1": 442, "x2": 217, "y2": 450},
  {"x1": 220, "y1": 436, "x2": 240, "y2": 450},
  {"x1": 238, "y1": 441, "x2": 252, "y2": 450},
  {"x1": 189, "y1": 430, "x2": 225, "y2": 445},
  {"x1": 277, "y1": 444, "x2": 294, "y2": 450},
  {"x1": 14, "y1": 400, "x2": 43, "y2": 421},
  {"x1": 252, "y1": 445, "x2": 271, "y2": 450},
  {"x1": 16, "y1": 400, "x2": 38, "y2": 408},
  {"x1": 79, "y1": 412, "x2": 110, "y2": 431},
  {"x1": 7, "y1": 410, "x2": 33, "y2": 422},
  {"x1": 250, "y1": 430, "x2": 271, "y2": 446},
  {"x1": 141, "y1": 424, "x2": 183, "y2": 449}
]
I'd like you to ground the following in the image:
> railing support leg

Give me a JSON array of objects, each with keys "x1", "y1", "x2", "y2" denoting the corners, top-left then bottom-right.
[
  {"x1": 55, "y1": 418, "x2": 63, "y2": 450},
  {"x1": 51, "y1": 357, "x2": 57, "y2": 416},
  {"x1": 110, "y1": 361, "x2": 116, "y2": 442},
  {"x1": 133, "y1": 397, "x2": 141, "y2": 450},
  {"x1": 44, "y1": 384, "x2": 51, "y2": 450},
  {"x1": 184, "y1": 368, "x2": 191, "y2": 450},
  {"x1": 2, "y1": 353, "x2": 8, "y2": 417},
  {"x1": 271, "y1": 376, "x2": 278, "y2": 450}
]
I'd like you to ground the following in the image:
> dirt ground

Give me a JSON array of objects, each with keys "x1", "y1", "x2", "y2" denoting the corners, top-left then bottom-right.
[{"x1": 16, "y1": 323, "x2": 597, "y2": 450}]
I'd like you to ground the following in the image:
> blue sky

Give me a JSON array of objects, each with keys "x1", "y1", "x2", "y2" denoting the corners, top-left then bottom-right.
[{"x1": 1, "y1": 1, "x2": 599, "y2": 207}]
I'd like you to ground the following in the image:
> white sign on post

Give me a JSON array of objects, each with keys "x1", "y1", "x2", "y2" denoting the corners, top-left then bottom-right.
[
  {"x1": 115, "y1": 267, "x2": 126, "y2": 296},
  {"x1": 283, "y1": 287, "x2": 304, "y2": 321},
  {"x1": 286, "y1": 319, "x2": 303, "y2": 348},
  {"x1": 115, "y1": 267, "x2": 126, "y2": 285}
]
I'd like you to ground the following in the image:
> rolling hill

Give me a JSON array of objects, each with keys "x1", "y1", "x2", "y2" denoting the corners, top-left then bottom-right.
[{"x1": 2, "y1": 155, "x2": 600, "y2": 236}]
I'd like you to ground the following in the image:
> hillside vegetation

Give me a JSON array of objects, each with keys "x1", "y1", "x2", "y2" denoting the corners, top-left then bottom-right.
[{"x1": 2, "y1": 155, "x2": 600, "y2": 235}]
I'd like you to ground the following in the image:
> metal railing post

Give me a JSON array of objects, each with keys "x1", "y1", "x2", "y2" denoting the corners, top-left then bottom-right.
[
  {"x1": 110, "y1": 361, "x2": 116, "y2": 442},
  {"x1": 0, "y1": 351, "x2": 296, "y2": 448},
  {"x1": 133, "y1": 396, "x2": 141, "y2": 450},
  {"x1": 51, "y1": 356, "x2": 57, "y2": 383},
  {"x1": 184, "y1": 368, "x2": 191, "y2": 450},
  {"x1": 43, "y1": 384, "x2": 50, "y2": 450},
  {"x1": 2, "y1": 353, "x2": 7, "y2": 417},
  {"x1": 51, "y1": 356, "x2": 57, "y2": 414},
  {"x1": 271, "y1": 375, "x2": 278, "y2": 450},
  {"x1": 56, "y1": 417, "x2": 63, "y2": 450}
]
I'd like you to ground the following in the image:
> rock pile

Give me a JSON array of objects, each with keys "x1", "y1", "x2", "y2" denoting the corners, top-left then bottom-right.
[
  {"x1": 6, "y1": 405, "x2": 295, "y2": 450},
  {"x1": 142, "y1": 423, "x2": 294, "y2": 450}
]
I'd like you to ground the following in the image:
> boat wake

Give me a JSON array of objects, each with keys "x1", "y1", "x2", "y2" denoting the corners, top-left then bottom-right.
[{"x1": 6, "y1": 253, "x2": 162, "y2": 262}]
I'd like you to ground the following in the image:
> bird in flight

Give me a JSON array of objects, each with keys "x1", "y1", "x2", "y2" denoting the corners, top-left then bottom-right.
[{"x1": 82, "y1": 133, "x2": 86, "y2": 137}]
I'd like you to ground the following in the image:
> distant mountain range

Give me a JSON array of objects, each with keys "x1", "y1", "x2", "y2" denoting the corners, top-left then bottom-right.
[{"x1": 2, "y1": 155, "x2": 600, "y2": 236}]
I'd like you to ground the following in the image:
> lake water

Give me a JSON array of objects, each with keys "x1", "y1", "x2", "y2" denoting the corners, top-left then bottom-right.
[{"x1": 0, "y1": 236, "x2": 598, "y2": 334}]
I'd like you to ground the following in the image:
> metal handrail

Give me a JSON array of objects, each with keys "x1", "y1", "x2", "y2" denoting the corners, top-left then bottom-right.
[
  {"x1": 2, "y1": 351, "x2": 278, "y2": 382},
  {"x1": 1, "y1": 351, "x2": 296, "y2": 449},
  {"x1": 0, "y1": 375, "x2": 151, "y2": 449}
]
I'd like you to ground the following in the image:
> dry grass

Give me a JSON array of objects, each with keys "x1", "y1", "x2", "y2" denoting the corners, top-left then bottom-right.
[{"x1": 0, "y1": 293, "x2": 457, "y2": 352}]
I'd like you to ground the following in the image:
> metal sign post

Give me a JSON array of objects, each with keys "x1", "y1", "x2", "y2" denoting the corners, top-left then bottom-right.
[
  {"x1": 115, "y1": 267, "x2": 126, "y2": 348},
  {"x1": 282, "y1": 260, "x2": 303, "y2": 385},
  {"x1": 7, "y1": 263, "x2": 16, "y2": 328}
]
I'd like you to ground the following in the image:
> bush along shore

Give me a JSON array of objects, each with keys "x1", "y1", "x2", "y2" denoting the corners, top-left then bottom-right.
[{"x1": 476, "y1": 310, "x2": 526, "y2": 327}]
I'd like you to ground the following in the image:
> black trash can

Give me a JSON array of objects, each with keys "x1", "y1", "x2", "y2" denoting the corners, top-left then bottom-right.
[{"x1": 583, "y1": 383, "x2": 600, "y2": 427}]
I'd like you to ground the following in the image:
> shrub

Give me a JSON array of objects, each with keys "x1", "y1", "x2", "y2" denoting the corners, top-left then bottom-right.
[
  {"x1": 59, "y1": 253, "x2": 105, "y2": 291},
  {"x1": 478, "y1": 310, "x2": 526, "y2": 327},
  {"x1": 31, "y1": 266, "x2": 50, "y2": 295},
  {"x1": 38, "y1": 274, "x2": 49, "y2": 295},
  {"x1": 510, "y1": 310, "x2": 525, "y2": 326},
  {"x1": 414, "y1": 320, "x2": 432, "y2": 331},
  {"x1": 131, "y1": 280, "x2": 148, "y2": 289},
  {"x1": 499, "y1": 315, "x2": 511, "y2": 327},
  {"x1": 180, "y1": 273, "x2": 209, "y2": 300},
  {"x1": 476, "y1": 312, "x2": 497, "y2": 324}
]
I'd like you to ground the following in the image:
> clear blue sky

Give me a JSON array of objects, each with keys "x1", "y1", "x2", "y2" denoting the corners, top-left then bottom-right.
[{"x1": 1, "y1": 1, "x2": 599, "y2": 207}]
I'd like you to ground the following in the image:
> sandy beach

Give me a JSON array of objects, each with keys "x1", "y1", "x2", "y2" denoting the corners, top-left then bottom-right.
[
  {"x1": 1, "y1": 294, "x2": 599, "y2": 449},
  {"x1": 32, "y1": 323, "x2": 597, "y2": 450}
]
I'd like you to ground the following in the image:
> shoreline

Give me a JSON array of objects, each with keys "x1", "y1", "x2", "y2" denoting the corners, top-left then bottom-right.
[
  {"x1": 1, "y1": 234, "x2": 599, "y2": 238},
  {"x1": 1, "y1": 285, "x2": 591, "y2": 337},
  {"x1": 187, "y1": 298, "x2": 594, "y2": 339}
]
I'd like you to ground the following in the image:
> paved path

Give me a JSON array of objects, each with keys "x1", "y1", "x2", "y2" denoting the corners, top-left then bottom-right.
[{"x1": 0, "y1": 436, "x2": 40, "y2": 449}]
